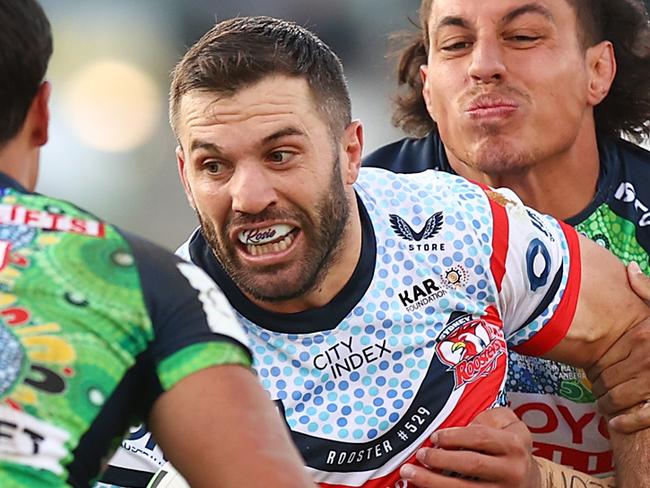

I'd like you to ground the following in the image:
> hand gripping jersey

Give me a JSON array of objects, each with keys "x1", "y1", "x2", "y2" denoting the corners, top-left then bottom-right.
[
  {"x1": 0, "y1": 172, "x2": 251, "y2": 487},
  {"x1": 101, "y1": 168, "x2": 581, "y2": 488},
  {"x1": 365, "y1": 134, "x2": 650, "y2": 477}
]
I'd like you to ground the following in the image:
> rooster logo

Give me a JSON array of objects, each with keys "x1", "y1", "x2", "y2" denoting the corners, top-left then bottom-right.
[
  {"x1": 446, "y1": 328, "x2": 489, "y2": 360},
  {"x1": 389, "y1": 212, "x2": 443, "y2": 241},
  {"x1": 435, "y1": 311, "x2": 506, "y2": 389}
]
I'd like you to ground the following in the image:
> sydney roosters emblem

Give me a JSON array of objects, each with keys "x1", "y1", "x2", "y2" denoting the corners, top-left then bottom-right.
[{"x1": 435, "y1": 311, "x2": 506, "y2": 389}]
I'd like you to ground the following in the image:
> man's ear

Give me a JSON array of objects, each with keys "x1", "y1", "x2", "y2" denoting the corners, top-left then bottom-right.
[
  {"x1": 30, "y1": 81, "x2": 51, "y2": 147},
  {"x1": 176, "y1": 145, "x2": 196, "y2": 210},
  {"x1": 420, "y1": 65, "x2": 435, "y2": 118},
  {"x1": 341, "y1": 120, "x2": 363, "y2": 185},
  {"x1": 586, "y1": 40, "x2": 616, "y2": 107}
]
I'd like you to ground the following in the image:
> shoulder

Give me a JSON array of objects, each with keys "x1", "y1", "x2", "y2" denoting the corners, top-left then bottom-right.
[
  {"x1": 356, "y1": 167, "x2": 487, "y2": 209},
  {"x1": 603, "y1": 137, "x2": 650, "y2": 178},
  {"x1": 598, "y1": 138, "x2": 650, "y2": 251},
  {"x1": 355, "y1": 168, "x2": 495, "y2": 248},
  {"x1": 610, "y1": 137, "x2": 650, "y2": 161},
  {"x1": 175, "y1": 227, "x2": 201, "y2": 262},
  {"x1": 363, "y1": 133, "x2": 444, "y2": 173},
  {"x1": 600, "y1": 137, "x2": 650, "y2": 208}
]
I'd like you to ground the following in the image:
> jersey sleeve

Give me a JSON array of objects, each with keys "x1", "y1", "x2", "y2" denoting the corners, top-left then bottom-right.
[
  {"x1": 478, "y1": 186, "x2": 581, "y2": 356},
  {"x1": 124, "y1": 233, "x2": 252, "y2": 392}
]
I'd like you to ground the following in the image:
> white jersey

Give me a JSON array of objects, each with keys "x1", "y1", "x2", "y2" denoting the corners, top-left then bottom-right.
[{"x1": 99, "y1": 168, "x2": 581, "y2": 488}]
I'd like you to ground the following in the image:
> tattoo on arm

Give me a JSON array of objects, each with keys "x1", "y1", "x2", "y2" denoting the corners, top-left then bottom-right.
[{"x1": 536, "y1": 456, "x2": 615, "y2": 488}]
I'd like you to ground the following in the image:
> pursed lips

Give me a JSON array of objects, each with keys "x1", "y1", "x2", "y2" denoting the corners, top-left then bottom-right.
[{"x1": 465, "y1": 95, "x2": 519, "y2": 119}]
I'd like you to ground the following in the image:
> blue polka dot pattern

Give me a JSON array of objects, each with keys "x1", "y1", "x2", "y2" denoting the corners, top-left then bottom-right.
[{"x1": 235, "y1": 169, "x2": 575, "y2": 458}]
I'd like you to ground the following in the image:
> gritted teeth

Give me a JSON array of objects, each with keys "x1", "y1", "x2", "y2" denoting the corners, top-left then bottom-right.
[
  {"x1": 238, "y1": 224, "x2": 294, "y2": 245},
  {"x1": 246, "y1": 232, "x2": 295, "y2": 256}
]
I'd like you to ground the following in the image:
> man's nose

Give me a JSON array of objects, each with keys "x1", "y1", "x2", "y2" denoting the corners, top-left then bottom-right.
[
  {"x1": 229, "y1": 162, "x2": 278, "y2": 215},
  {"x1": 467, "y1": 37, "x2": 506, "y2": 84}
]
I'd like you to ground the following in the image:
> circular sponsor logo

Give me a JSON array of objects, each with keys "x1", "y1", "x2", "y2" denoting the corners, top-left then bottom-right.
[{"x1": 441, "y1": 266, "x2": 469, "y2": 289}]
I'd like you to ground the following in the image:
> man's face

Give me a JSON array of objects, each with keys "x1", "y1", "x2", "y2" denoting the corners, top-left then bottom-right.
[
  {"x1": 421, "y1": 0, "x2": 599, "y2": 174},
  {"x1": 176, "y1": 76, "x2": 356, "y2": 303}
]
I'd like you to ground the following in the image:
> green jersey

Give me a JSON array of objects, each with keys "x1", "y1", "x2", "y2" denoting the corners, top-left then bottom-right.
[{"x1": 0, "y1": 172, "x2": 251, "y2": 487}]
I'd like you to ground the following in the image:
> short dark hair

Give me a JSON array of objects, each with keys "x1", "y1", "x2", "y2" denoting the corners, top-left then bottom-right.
[
  {"x1": 0, "y1": 0, "x2": 52, "y2": 146},
  {"x1": 392, "y1": 0, "x2": 650, "y2": 141},
  {"x1": 170, "y1": 16, "x2": 352, "y2": 140}
]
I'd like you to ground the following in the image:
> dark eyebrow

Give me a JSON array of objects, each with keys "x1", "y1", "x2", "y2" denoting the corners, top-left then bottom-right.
[
  {"x1": 502, "y1": 3, "x2": 554, "y2": 25},
  {"x1": 190, "y1": 140, "x2": 222, "y2": 153},
  {"x1": 262, "y1": 127, "x2": 306, "y2": 144},
  {"x1": 189, "y1": 127, "x2": 305, "y2": 154}
]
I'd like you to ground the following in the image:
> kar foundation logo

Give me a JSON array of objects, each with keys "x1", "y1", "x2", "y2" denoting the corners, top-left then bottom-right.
[
  {"x1": 440, "y1": 266, "x2": 469, "y2": 290},
  {"x1": 435, "y1": 311, "x2": 506, "y2": 389},
  {"x1": 398, "y1": 278, "x2": 447, "y2": 312},
  {"x1": 389, "y1": 212, "x2": 445, "y2": 252}
]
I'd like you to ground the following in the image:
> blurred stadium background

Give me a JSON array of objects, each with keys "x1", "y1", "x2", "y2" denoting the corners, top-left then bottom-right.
[
  {"x1": 38, "y1": 1, "x2": 650, "y2": 249},
  {"x1": 38, "y1": 0, "x2": 421, "y2": 249}
]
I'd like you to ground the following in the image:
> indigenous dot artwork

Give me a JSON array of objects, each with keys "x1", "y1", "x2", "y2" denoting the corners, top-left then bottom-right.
[
  {"x1": 506, "y1": 350, "x2": 595, "y2": 403},
  {"x1": 0, "y1": 188, "x2": 151, "y2": 486},
  {"x1": 577, "y1": 205, "x2": 649, "y2": 273}
]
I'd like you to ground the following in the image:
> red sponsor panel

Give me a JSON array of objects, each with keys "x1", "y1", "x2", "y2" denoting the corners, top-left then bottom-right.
[{"x1": 511, "y1": 398, "x2": 612, "y2": 476}]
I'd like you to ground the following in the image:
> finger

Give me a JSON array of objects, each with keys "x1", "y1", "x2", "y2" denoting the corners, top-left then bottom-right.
[
  {"x1": 471, "y1": 407, "x2": 519, "y2": 429},
  {"x1": 590, "y1": 318, "x2": 650, "y2": 395},
  {"x1": 628, "y1": 261, "x2": 650, "y2": 303},
  {"x1": 431, "y1": 426, "x2": 523, "y2": 458},
  {"x1": 591, "y1": 359, "x2": 638, "y2": 399},
  {"x1": 416, "y1": 446, "x2": 509, "y2": 482},
  {"x1": 609, "y1": 401, "x2": 650, "y2": 434},
  {"x1": 466, "y1": 415, "x2": 532, "y2": 452},
  {"x1": 596, "y1": 378, "x2": 650, "y2": 415},
  {"x1": 586, "y1": 324, "x2": 636, "y2": 383},
  {"x1": 400, "y1": 463, "x2": 479, "y2": 488}
]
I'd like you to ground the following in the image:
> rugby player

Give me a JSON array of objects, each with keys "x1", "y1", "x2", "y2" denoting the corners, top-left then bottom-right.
[
  {"x1": 101, "y1": 16, "x2": 650, "y2": 488},
  {"x1": 0, "y1": 3, "x2": 314, "y2": 487},
  {"x1": 364, "y1": 0, "x2": 650, "y2": 482}
]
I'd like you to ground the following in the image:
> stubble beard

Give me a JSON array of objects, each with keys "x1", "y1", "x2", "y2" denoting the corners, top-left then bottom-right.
[
  {"x1": 469, "y1": 134, "x2": 536, "y2": 175},
  {"x1": 198, "y1": 155, "x2": 351, "y2": 303}
]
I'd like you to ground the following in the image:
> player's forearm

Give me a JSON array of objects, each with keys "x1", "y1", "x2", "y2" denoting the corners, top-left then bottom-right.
[
  {"x1": 608, "y1": 407, "x2": 650, "y2": 488},
  {"x1": 534, "y1": 456, "x2": 615, "y2": 487},
  {"x1": 151, "y1": 365, "x2": 315, "y2": 488},
  {"x1": 546, "y1": 234, "x2": 650, "y2": 369}
]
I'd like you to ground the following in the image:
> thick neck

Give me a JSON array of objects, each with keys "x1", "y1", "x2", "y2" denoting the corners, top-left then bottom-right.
[
  {"x1": 0, "y1": 136, "x2": 39, "y2": 192},
  {"x1": 446, "y1": 129, "x2": 601, "y2": 222}
]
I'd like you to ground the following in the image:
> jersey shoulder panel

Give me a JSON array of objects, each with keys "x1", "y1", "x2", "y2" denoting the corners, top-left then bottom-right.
[
  {"x1": 362, "y1": 132, "x2": 450, "y2": 173},
  {"x1": 356, "y1": 171, "x2": 578, "y2": 353},
  {"x1": 121, "y1": 230, "x2": 251, "y2": 390},
  {"x1": 596, "y1": 138, "x2": 650, "y2": 261}
]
